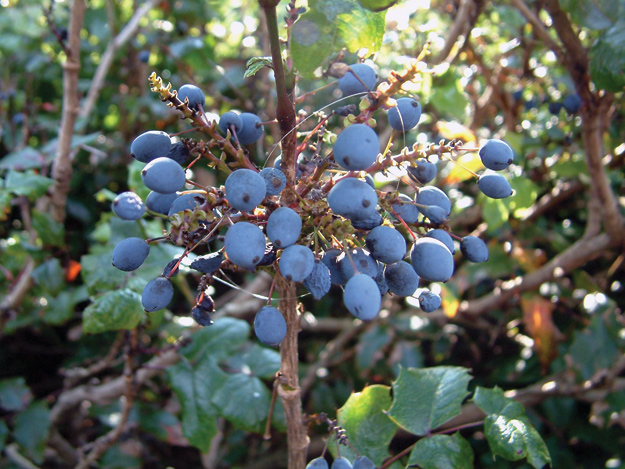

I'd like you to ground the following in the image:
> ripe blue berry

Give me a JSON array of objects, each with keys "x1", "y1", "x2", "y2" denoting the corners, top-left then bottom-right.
[
  {"x1": 112, "y1": 237, "x2": 150, "y2": 272},
  {"x1": 343, "y1": 274, "x2": 381, "y2": 321},
  {"x1": 224, "y1": 169, "x2": 266, "y2": 212},
  {"x1": 141, "y1": 157, "x2": 186, "y2": 194},
  {"x1": 333, "y1": 124, "x2": 379, "y2": 171},
  {"x1": 338, "y1": 63, "x2": 377, "y2": 96},
  {"x1": 112, "y1": 191, "x2": 145, "y2": 220},
  {"x1": 254, "y1": 306, "x2": 286, "y2": 346},
  {"x1": 388, "y1": 97, "x2": 422, "y2": 132},
  {"x1": 479, "y1": 139, "x2": 514, "y2": 171},
  {"x1": 177, "y1": 84, "x2": 205, "y2": 111},
  {"x1": 131, "y1": 130, "x2": 172, "y2": 163}
]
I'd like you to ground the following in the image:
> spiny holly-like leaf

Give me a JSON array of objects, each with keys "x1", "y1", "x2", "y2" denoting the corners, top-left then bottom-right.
[
  {"x1": 332, "y1": 385, "x2": 397, "y2": 466},
  {"x1": 484, "y1": 414, "x2": 551, "y2": 468},
  {"x1": 291, "y1": 0, "x2": 385, "y2": 79},
  {"x1": 83, "y1": 289, "x2": 143, "y2": 334},
  {"x1": 408, "y1": 433, "x2": 474, "y2": 469},
  {"x1": 167, "y1": 356, "x2": 226, "y2": 452},
  {"x1": 387, "y1": 366, "x2": 471, "y2": 436},
  {"x1": 244, "y1": 56, "x2": 273, "y2": 78}
]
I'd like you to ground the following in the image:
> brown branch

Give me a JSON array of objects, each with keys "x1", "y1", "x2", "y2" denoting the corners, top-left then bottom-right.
[
  {"x1": 509, "y1": 0, "x2": 562, "y2": 55},
  {"x1": 75, "y1": 330, "x2": 138, "y2": 468},
  {"x1": 48, "y1": 0, "x2": 86, "y2": 224},
  {"x1": 77, "y1": 0, "x2": 159, "y2": 125},
  {"x1": 433, "y1": 0, "x2": 482, "y2": 65},
  {"x1": 459, "y1": 232, "x2": 615, "y2": 316}
]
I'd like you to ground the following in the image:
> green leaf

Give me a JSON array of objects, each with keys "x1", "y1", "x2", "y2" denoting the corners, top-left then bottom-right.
[
  {"x1": 44, "y1": 286, "x2": 89, "y2": 325},
  {"x1": 167, "y1": 357, "x2": 226, "y2": 452},
  {"x1": 484, "y1": 415, "x2": 551, "y2": 468},
  {"x1": 291, "y1": 0, "x2": 386, "y2": 79},
  {"x1": 482, "y1": 197, "x2": 509, "y2": 232},
  {"x1": 0, "y1": 419, "x2": 8, "y2": 452},
  {"x1": 0, "y1": 377, "x2": 33, "y2": 411},
  {"x1": 590, "y1": 18, "x2": 625, "y2": 92},
  {"x1": 0, "y1": 147, "x2": 47, "y2": 170},
  {"x1": 4, "y1": 170, "x2": 54, "y2": 200},
  {"x1": 80, "y1": 251, "x2": 122, "y2": 294},
  {"x1": 567, "y1": 308, "x2": 620, "y2": 380},
  {"x1": 212, "y1": 374, "x2": 271, "y2": 432},
  {"x1": 133, "y1": 402, "x2": 181, "y2": 443},
  {"x1": 335, "y1": 385, "x2": 397, "y2": 466},
  {"x1": 0, "y1": 190, "x2": 11, "y2": 221},
  {"x1": 473, "y1": 386, "x2": 525, "y2": 418},
  {"x1": 408, "y1": 433, "x2": 474, "y2": 469},
  {"x1": 560, "y1": 0, "x2": 624, "y2": 30},
  {"x1": 508, "y1": 177, "x2": 539, "y2": 219},
  {"x1": 31, "y1": 258, "x2": 65, "y2": 296},
  {"x1": 387, "y1": 366, "x2": 471, "y2": 436},
  {"x1": 357, "y1": 0, "x2": 397, "y2": 12},
  {"x1": 83, "y1": 289, "x2": 143, "y2": 334},
  {"x1": 181, "y1": 317, "x2": 250, "y2": 362},
  {"x1": 241, "y1": 343, "x2": 281, "y2": 379},
  {"x1": 244, "y1": 56, "x2": 273, "y2": 78},
  {"x1": 356, "y1": 325, "x2": 392, "y2": 370},
  {"x1": 13, "y1": 400, "x2": 50, "y2": 464},
  {"x1": 31, "y1": 210, "x2": 65, "y2": 247}
]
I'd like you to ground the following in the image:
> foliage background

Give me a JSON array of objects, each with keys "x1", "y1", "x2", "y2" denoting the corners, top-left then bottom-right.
[{"x1": 0, "y1": 0, "x2": 624, "y2": 468}]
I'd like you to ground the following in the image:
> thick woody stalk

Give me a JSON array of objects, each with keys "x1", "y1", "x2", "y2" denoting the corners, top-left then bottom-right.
[{"x1": 259, "y1": 2, "x2": 309, "y2": 469}]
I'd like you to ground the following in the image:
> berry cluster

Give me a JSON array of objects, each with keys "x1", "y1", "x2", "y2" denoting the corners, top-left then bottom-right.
[{"x1": 109, "y1": 62, "x2": 515, "y2": 347}]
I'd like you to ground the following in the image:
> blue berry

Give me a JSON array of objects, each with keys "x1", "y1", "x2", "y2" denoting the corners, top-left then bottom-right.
[
  {"x1": 416, "y1": 186, "x2": 451, "y2": 218},
  {"x1": 219, "y1": 111, "x2": 243, "y2": 135},
  {"x1": 112, "y1": 237, "x2": 150, "y2": 272},
  {"x1": 267, "y1": 207, "x2": 302, "y2": 248},
  {"x1": 479, "y1": 139, "x2": 514, "y2": 171},
  {"x1": 426, "y1": 229, "x2": 455, "y2": 254},
  {"x1": 259, "y1": 167, "x2": 287, "y2": 196},
  {"x1": 166, "y1": 142, "x2": 190, "y2": 165},
  {"x1": 254, "y1": 306, "x2": 286, "y2": 346},
  {"x1": 177, "y1": 84, "x2": 205, "y2": 111},
  {"x1": 303, "y1": 260, "x2": 332, "y2": 300},
  {"x1": 365, "y1": 225, "x2": 406, "y2": 264},
  {"x1": 338, "y1": 63, "x2": 377, "y2": 96},
  {"x1": 131, "y1": 131, "x2": 172, "y2": 164},
  {"x1": 419, "y1": 290, "x2": 442, "y2": 312},
  {"x1": 168, "y1": 193, "x2": 205, "y2": 216},
  {"x1": 321, "y1": 249, "x2": 348, "y2": 286},
  {"x1": 563, "y1": 93, "x2": 582, "y2": 113},
  {"x1": 339, "y1": 248, "x2": 378, "y2": 280},
  {"x1": 306, "y1": 457, "x2": 329, "y2": 469},
  {"x1": 146, "y1": 191, "x2": 178, "y2": 215},
  {"x1": 333, "y1": 124, "x2": 379, "y2": 171},
  {"x1": 279, "y1": 244, "x2": 315, "y2": 282},
  {"x1": 407, "y1": 159, "x2": 437, "y2": 184},
  {"x1": 410, "y1": 238, "x2": 455, "y2": 282},
  {"x1": 388, "y1": 97, "x2": 422, "y2": 132},
  {"x1": 225, "y1": 169, "x2": 266, "y2": 212},
  {"x1": 142, "y1": 277, "x2": 174, "y2": 312},
  {"x1": 328, "y1": 178, "x2": 378, "y2": 222},
  {"x1": 141, "y1": 157, "x2": 186, "y2": 194},
  {"x1": 384, "y1": 261, "x2": 420, "y2": 296},
  {"x1": 460, "y1": 235, "x2": 489, "y2": 263},
  {"x1": 392, "y1": 194, "x2": 420, "y2": 224},
  {"x1": 190, "y1": 252, "x2": 224, "y2": 274},
  {"x1": 224, "y1": 222, "x2": 266, "y2": 271},
  {"x1": 112, "y1": 191, "x2": 145, "y2": 220},
  {"x1": 353, "y1": 456, "x2": 375, "y2": 469},
  {"x1": 237, "y1": 113, "x2": 264, "y2": 145},
  {"x1": 343, "y1": 274, "x2": 381, "y2": 321},
  {"x1": 477, "y1": 170, "x2": 513, "y2": 199}
]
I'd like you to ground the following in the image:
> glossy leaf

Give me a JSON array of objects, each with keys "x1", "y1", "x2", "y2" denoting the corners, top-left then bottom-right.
[
  {"x1": 83, "y1": 289, "x2": 143, "y2": 334},
  {"x1": 167, "y1": 356, "x2": 226, "y2": 452},
  {"x1": 13, "y1": 400, "x2": 50, "y2": 464},
  {"x1": 473, "y1": 386, "x2": 525, "y2": 418},
  {"x1": 408, "y1": 433, "x2": 474, "y2": 469},
  {"x1": 387, "y1": 366, "x2": 471, "y2": 436},
  {"x1": 334, "y1": 385, "x2": 397, "y2": 466},
  {"x1": 212, "y1": 373, "x2": 271, "y2": 432},
  {"x1": 291, "y1": 0, "x2": 385, "y2": 79},
  {"x1": 181, "y1": 317, "x2": 250, "y2": 362},
  {"x1": 4, "y1": 169, "x2": 53, "y2": 199}
]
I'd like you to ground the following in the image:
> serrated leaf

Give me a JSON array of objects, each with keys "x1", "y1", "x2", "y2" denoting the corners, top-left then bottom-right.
[
  {"x1": 181, "y1": 317, "x2": 250, "y2": 362},
  {"x1": 291, "y1": 0, "x2": 385, "y2": 79},
  {"x1": 31, "y1": 210, "x2": 65, "y2": 247},
  {"x1": 13, "y1": 400, "x2": 50, "y2": 464},
  {"x1": 83, "y1": 289, "x2": 143, "y2": 334},
  {"x1": 4, "y1": 170, "x2": 54, "y2": 200},
  {"x1": 473, "y1": 386, "x2": 525, "y2": 418},
  {"x1": 484, "y1": 414, "x2": 551, "y2": 468},
  {"x1": 408, "y1": 433, "x2": 474, "y2": 469},
  {"x1": 167, "y1": 357, "x2": 225, "y2": 452},
  {"x1": 244, "y1": 56, "x2": 273, "y2": 78},
  {"x1": 212, "y1": 374, "x2": 271, "y2": 432},
  {"x1": 334, "y1": 385, "x2": 397, "y2": 466},
  {"x1": 0, "y1": 377, "x2": 33, "y2": 411},
  {"x1": 387, "y1": 366, "x2": 471, "y2": 436}
]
